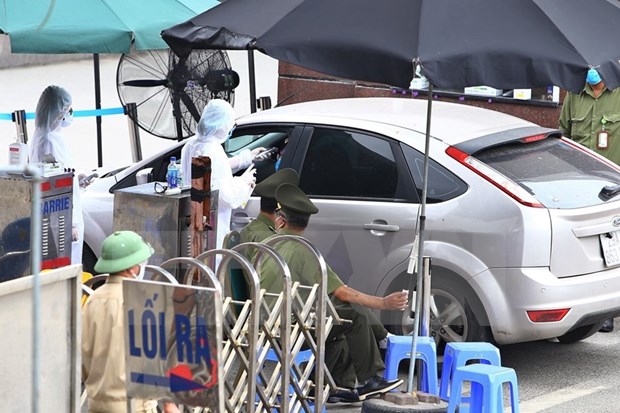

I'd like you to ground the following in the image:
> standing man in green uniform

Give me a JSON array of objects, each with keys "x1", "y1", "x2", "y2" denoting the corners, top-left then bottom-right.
[
  {"x1": 240, "y1": 168, "x2": 299, "y2": 244},
  {"x1": 260, "y1": 183, "x2": 407, "y2": 402},
  {"x1": 559, "y1": 68, "x2": 620, "y2": 164},
  {"x1": 559, "y1": 67, "x2": 620, "y2": 333}
]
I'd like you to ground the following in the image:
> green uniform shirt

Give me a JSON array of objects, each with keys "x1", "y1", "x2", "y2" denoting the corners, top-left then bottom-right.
[
  {"x1": 559, "y1": 84, "x2": 620, "y2": 164},
  {"x1": 240, "y1": 213, "x2": 276, "y2": 244},
  {"x1": 239, "y1": 213, "x2": 276, "y2": 266},
  {"x1": 259, "y1": 229, "x2": 344, "y2": 297}
]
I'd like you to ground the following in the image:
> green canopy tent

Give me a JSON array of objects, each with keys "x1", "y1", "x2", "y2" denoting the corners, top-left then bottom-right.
[{"x1": 0, "y1": 0, "x2": 219, "y2": 166}]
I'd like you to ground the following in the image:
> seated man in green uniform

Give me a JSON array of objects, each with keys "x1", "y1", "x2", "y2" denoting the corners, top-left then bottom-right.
[
  {"x1": 240, "y1": 168, "x2": 299, "y2": 244},
  {"x1": 259, "y1": 183, "x2": 408, "y2": 402}
]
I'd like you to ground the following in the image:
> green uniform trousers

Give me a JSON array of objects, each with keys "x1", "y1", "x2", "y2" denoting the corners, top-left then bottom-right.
[{"x1": 325, "y1": 298, "x2": 388, "y2": 389}]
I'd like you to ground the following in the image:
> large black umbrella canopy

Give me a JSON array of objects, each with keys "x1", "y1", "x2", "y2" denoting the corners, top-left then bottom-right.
[{"x1": 163, "y1": 0, "x2": 620, "y2": 94}]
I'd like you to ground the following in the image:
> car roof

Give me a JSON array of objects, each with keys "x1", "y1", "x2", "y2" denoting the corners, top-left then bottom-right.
[{"x1": 237, "y1": 97, "x2": 537, "y2": 145}]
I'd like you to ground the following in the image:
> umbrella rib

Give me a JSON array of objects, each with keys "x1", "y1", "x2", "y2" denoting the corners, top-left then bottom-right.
[{"x1": 37, "y1": 0, "x2": 56, "y2": 31}]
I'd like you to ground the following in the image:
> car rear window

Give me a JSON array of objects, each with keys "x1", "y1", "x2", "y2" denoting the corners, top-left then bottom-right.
[{"x1": 474, "y1": 137, "x2": 620, "y2": 208}]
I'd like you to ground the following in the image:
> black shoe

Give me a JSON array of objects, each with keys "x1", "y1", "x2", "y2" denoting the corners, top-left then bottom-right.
[
  {"x1": 356, "y1": 376, "x2": 403, "y2": 400},
  {"x1": 327, "y1": 388, "x2": 360, "y2": 403},
  {"x1": 600, "y1": 318, "x2": 614, "y2": 333}
]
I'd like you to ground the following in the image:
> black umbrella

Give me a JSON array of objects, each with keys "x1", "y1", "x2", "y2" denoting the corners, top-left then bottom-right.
[
  {"x1": 163, "y1": 0, "x2": 620, "y2": 93},
  {"x1": 163, "y1": 0, "x2": 620, "y2": 395}
]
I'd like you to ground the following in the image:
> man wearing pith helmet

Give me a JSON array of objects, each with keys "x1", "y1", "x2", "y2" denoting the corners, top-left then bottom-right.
[
  {"x1": 81, "y1": 231, "x2": 180, "y2": 413},
  {"x1": 259, "y1": 184, "x2": 408, "y2": 403}
]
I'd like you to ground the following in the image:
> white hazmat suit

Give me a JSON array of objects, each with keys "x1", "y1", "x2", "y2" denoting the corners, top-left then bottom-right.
[
  {"x1": 181, "y1": 100, "x2": 260, "y2": 265},
  {"x1": 29, "y1": 85, "x2": 84, "y2": 266}
]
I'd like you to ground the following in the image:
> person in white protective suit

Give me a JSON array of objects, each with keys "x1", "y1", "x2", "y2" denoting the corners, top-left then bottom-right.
[
  {"x1": 29, "y1": 85, "x2": 84, "y2": 265},
  {"x1": 180, "y1": 99, "x2": 266, "y2": 266}
]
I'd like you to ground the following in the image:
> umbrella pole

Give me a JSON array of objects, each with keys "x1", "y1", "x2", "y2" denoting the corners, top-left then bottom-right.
[
  {"x1": 406, "y1": 83, "x2": 433, "y2": 393},
  {"x1": 247, "y1": 50, "x2": 257, "y2": 113},
  {"x1": 93, "y1": 54, "x2": 103, "y2": 167}
]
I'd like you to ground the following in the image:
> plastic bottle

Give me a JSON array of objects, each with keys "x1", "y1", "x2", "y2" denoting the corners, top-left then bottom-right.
[
  {"x1": 8, "y1": 135, "x2": 28, "y2": 166},
  {"x1": 166, "y1": 156, "x2": 179, "y2": 189},
  {"x1": 177, "y1": 161, "x2": 184, "y2": 188}
]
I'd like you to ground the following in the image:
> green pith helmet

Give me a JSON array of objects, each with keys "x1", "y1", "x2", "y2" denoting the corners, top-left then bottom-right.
[
  {"x1": 254, "y1": 168, "x2": 300, "y2": 198},
  {"x1": 94, "y1": 231, "x2": 154, "y2": 274},
  {"x1": 275, "y1": 183, "x2": 319, "y2": 215}
]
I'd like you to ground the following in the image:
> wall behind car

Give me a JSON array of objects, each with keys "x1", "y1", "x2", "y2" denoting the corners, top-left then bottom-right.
[{"x1": 277, "y1": 62, "x2": 563, "y2": 129}]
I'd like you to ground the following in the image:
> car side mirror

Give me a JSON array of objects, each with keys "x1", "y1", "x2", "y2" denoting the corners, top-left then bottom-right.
[{"x1": 136, "y1": 167, "x2": 153, "y2": 185}]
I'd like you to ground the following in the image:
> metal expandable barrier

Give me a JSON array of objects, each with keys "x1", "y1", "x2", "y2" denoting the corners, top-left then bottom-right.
[{"x1": 196, "y1": 248, "x2": 262, "y2": 413}]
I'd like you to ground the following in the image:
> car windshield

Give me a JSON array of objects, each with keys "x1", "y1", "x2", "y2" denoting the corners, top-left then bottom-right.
[{"x1": 474, "y1": 137, "x2": 620, "y2": 208}]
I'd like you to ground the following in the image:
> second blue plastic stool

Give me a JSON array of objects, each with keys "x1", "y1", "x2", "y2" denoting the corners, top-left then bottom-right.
[
  {"x1": 447, "y1": 363, "x2": 520, "y2": 413},
  {"x1": 440, "y1": 342, "x2": 502, "y2": 401},
  {"x1": 383, "y1": 335, "x2": 439, "y2": 394}
]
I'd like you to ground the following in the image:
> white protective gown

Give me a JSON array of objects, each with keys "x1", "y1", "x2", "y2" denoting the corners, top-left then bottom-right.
[
  {"x1": 29, "y1": 85, "x2": 84, "y2": 265},
  {"x1": 181, "y1": 100, "x2": 254, "y2": 266}
]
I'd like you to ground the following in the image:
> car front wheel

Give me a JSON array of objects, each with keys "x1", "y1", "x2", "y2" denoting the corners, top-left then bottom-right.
[{"x1": 82, "y1": 244, "x2": 98, "y2": 275}]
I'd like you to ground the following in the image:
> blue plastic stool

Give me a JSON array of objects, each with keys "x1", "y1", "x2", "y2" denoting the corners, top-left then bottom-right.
[
  {"x1": 447, "y1": 364, "x2": 520, "y2": 413},
  {"x1": 440, "y1": 342, "x2": 501, "y2": 401},
  {"x1": 262, "y1": 348, "x2": 326, "y2": 412},
  {"x1": 383, "y1": 335, "x2": 439, "y2": 394}
]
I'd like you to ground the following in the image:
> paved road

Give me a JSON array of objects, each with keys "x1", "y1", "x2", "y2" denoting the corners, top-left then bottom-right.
[{"x1": 327, "y1": 321, "x2": 620, "y2": 413}]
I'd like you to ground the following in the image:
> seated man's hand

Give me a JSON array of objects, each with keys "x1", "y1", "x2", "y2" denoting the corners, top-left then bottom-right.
[{"x1": 383, "y1": 291, "x2": 408, "y2": 311}]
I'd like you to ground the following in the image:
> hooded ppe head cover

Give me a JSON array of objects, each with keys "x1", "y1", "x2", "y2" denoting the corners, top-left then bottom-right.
[
  {"x1": 196, "y1": 99, "x2": 236, "y2": 144},
  {"x1": 586, "y1": 68, "x2": 602, "y2": 85},
  {"x1": 34, "y1": 85, "x2": 72, "y2": 133},
  {"x1": 29, "y1": 85, "x2": 72, "y2": 164}
]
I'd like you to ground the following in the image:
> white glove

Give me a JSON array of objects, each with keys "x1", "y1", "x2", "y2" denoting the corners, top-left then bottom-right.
[
  {"x1": 251, "y1": 147, "x2": 268, "y2": 161},
  {"x1": 241, "y1": 164, "x2": 257, "y2": 189}
]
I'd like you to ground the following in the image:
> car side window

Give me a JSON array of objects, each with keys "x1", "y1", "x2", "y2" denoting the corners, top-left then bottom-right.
[
  {"x1": 401, "y1": 143, "x2": 468, "y2": 203},
  {"x1": 299, "y1": 127, "x2": 405, "y2": 200},
  {"x1": 227, "y1": 125, "x2": 295, "y2": 183}
]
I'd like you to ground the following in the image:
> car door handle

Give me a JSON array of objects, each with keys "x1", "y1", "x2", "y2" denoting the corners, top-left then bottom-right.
[{"x1": 363, "y1": 223, "x2": 400, "y2": 232}]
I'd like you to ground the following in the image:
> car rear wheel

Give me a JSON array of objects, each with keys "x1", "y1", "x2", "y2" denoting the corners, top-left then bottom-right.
[
  {"x1": 389, "y1": 276, "x2": 492, "y2": 354},
  {"x1": 556, "y1": 321, "x2": 605, "y2": 344}
]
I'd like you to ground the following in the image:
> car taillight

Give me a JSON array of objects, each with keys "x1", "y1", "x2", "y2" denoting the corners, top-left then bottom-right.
[
  {"x1": 526, "y1": 308, "x2": 570, "y2": 323},
  {"x1": 520, "y1": 134, "x2": 547, "y2": 143},
  {"x1": 446, "y1": 146, "x2": 543, "y2": 208}
]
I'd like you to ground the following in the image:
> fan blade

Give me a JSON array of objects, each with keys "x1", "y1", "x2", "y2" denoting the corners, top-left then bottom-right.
[{"x1": 122, "y1": 79, "x2": 168, "y2": 87}]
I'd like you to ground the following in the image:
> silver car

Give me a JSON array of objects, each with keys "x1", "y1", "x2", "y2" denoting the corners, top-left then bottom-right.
[{"x1": 82, "y1": 97, "x2": 620, "y2": 348}]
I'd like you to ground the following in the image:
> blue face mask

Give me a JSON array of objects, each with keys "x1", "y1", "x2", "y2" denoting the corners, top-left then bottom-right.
[{"x1": 586, "y1": 68, "x2": 602, "y2": 85}]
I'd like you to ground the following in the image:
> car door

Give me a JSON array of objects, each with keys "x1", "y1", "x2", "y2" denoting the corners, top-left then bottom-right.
[{"x1": 292, "y1": 125, "x2": 420, "y2": 296}]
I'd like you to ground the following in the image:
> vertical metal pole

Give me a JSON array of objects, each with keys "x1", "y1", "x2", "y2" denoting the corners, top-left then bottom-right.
[
  {"x1": 421, "y1": 257, "x2": 431, "y2": 336},
  {"x1": 13, "y1": 110, "x2": 28, "y2": 144},
  {"x1": 94, "y1": 54, "x2": 103, "y2": 167},
  {"x1": 407, "y1": 84, "x2": 434, "y2": 393},
  {"x1": 247, "y1": 50, "x2": 257, "y2": 113},
  {"x1": 27, "y1": 165, "x2": 42, "y2": 413},
  {"x1": 125, "y1": 103, "x2": 143, "y2": 162}
]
